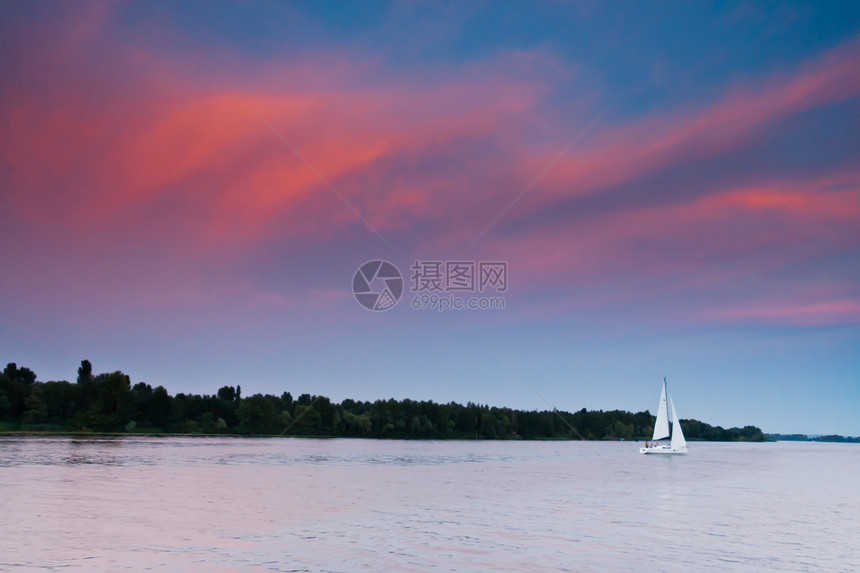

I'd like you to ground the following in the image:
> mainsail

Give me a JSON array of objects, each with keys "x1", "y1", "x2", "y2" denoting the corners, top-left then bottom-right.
[
  {"x1": 651, "y1": 378, "x2": 670, "y2": 440},
  {"x1": 669, "y1": 394, "x2": 687, "y2": 448}
]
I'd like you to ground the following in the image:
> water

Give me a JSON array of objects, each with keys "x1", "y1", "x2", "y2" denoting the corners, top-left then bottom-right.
[{"x1": 0, "y1": 437, "x2": 857, "y2": 572}]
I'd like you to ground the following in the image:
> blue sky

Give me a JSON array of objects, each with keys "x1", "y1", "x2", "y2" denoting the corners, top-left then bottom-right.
[{"x1": 1, "y1": 1, "x2": 859, "y2": 434}]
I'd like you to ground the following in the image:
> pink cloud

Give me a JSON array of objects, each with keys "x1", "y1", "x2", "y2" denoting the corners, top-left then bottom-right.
[
  {"x1": 1, "y1": 6, "x2": 858, "y2": 329},
  {"x1": 515, "y1": 34, "x2": 860, "y2": 213},
  {"x1": 484, "y1": 172, "x2": 860, "y2": 275},
  {"x1": 478, "y1": 171, "x2": 860, "y2": 326},
  {"x1": 1, "y1": 52, "x2": 549, "y2": 256},
  {"x1": 702, "y1": 300, "x2": 860, "y2": 326}
]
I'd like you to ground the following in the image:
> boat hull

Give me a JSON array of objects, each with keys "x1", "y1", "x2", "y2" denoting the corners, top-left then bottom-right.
[{"x1": 640, "y1": 445, "x2": 687, "y2": 455}]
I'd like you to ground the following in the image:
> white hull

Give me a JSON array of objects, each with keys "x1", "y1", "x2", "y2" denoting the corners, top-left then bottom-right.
[{"x1": 640, "y1": 445, "x2": 687, "y2": 455}]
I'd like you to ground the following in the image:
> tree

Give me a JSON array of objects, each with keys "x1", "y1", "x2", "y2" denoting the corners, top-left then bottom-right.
[
  {"x1": 292, "y1": 404, "x2": 321, "y2": 432},
  {"x1": 150, "y1": 386, "x2": 172, "y2": 428},
  {"x1": 5, "y1": 363, "x2": 37, "y2": 385},
  {"x1": 42, "y1": 381, "x2": 77, "y2": 420},
  {"x1": 614, "y1": 420, "x2": 633, "y2": 440},
  {"x1": 217, "y1": 386, "x2": 235, "y2": 402},
  {"x1": 2, "y1": 363, "x2": 36, "y2": 416},
  {"x1": 22, "y1": 385, "x2": 48, "y2": 424},
  {"x1": 237, "y1": 394, "x2": 276, "y2": 434},
  {"x1": 314, "y1": 396, "x2": 336, "y2": 430},
  {"x1": 278, "y1": 409, "x2": 293, "y2": 430},
  {"x1": 481, "y1": 411, "x2": 498, "y2": 438},
  {"x1": 104, "y1": 371, "x2": 131, "y2": 415},
  {"x1": 0, "y1": 391, "x2": 12, "y2": 418},
  {"x1": 456, "y1": 407, "x2": 477, "y2": 434},
  {"x1": 281, "y1": 392, "x2": 293, "y2": 408},
  {"x1": 77, "y1": 360, "x2": 93, "y2": 385}
]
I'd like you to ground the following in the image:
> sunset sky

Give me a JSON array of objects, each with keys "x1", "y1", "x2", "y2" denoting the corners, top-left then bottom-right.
[{"x1": 2, "y1": 1, "x2": 858, "y2": 434}]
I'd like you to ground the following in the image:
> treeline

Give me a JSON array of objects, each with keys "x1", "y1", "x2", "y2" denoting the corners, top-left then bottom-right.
[
  {"x1": 768, "y1": 434, "x2": 859, "y2": 443},
  {"x1": 0, "y1": 360, "x2": 766, "y2": 441}
]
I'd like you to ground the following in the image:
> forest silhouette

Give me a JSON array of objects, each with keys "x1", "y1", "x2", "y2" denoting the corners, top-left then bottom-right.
[{"x1": 0, "y1": 360, "x2": 766, "y2": 441}]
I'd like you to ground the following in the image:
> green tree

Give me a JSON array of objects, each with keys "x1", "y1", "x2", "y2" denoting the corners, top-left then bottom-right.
[
  {"x1": 22, "y1": 385, "x2": 48, "y2": 424},
  {"x1": 217, "y1": 386, "x2": 236, "y2": 402},
  {"x1": 42, "y1": 381, "x2": 77, "y2": 422},
  {"x1": 5, "y1": 363, "x2": 36, "y2": 385},
  {"x1": 237, "y1": 394, "x2": 276, "y2": 434},
  {"x1": 278, "y1": 409, "x2": 293, "y2": 431},
  {"x1": 0, "y1": 391, "x2": 12, "y2": 418},
  {"x1": 150, "y1": 386, "x2": 172, "y2": 428},
  {"x1": 292, "y1": 404, "x2": 321, "y2": 432},
  {"x1": 456, "y1": 407, "x2": 477, "y2": 434},
  {"x1": 77, "y1": 360, "x2": 93, "y2": 385},
  {"x1": 481, "y1": 411, "x2": 498, "y2": 438},
  {"x1": 104, "y1": 371, "x2": 131, "y2": 416},
  {"x1": 2, "y1": 363, "x2": 36, "y2": 417},
  {"x1": 314, "y1": 396, "x2": 336, "y2": 431}
]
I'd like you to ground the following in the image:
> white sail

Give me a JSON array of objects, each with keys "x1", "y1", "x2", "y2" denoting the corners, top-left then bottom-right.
[
  {"x1": 651, "y1": 378, "x2": 670, "y2": 440},
  {"x1": 669, "y1": 394, "x2": 687, "y2": 449}
]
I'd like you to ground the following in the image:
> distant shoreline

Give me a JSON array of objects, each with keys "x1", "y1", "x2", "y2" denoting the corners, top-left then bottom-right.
[
  {"x1": 0, "y1": 360, "x2": 768, "y2": 442},
  {"x1": 765, "y1": 433, "x2": 860, "y2": 443},
  {"x1": 1, "y1": 430, "x2": 858, "y2": 443}
]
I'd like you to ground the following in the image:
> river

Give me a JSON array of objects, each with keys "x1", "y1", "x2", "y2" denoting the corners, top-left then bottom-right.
[{"x1": 0, "y1": 437, "x2": 856, "y2": 571}]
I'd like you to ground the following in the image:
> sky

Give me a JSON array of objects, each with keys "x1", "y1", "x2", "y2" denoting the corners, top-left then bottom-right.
[{"x1": 1, "y1": 1, "x2": 859, "y2": 435}]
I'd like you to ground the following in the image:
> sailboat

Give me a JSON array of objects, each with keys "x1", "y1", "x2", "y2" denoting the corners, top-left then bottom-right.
[{"x1": 640, "y1": 378, "x2": 687, "y2": 454}]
